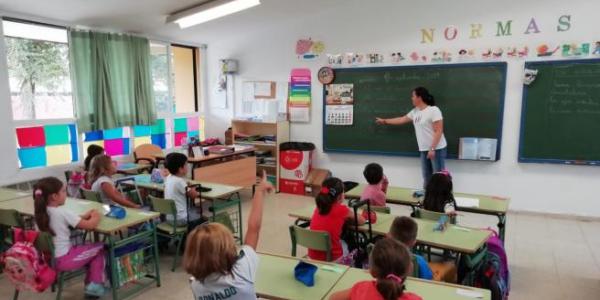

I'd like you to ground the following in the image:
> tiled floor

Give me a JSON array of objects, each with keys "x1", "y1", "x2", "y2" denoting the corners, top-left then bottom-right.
[{"x1": 2, "y1": 190, "x2": 600, "y2": 299}]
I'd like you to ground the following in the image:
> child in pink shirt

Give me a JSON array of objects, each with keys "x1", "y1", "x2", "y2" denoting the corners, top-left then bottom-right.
[{"x1": 360, "y1": 163, "x2": 389, "y2": 207}]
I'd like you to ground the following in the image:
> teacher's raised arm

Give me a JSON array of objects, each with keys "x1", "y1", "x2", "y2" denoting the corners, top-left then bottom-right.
[{"x1": 375, "y1": 87, "x2": 448, "y2": 188}]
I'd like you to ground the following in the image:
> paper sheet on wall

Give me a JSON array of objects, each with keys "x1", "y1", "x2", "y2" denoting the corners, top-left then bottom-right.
[
  {"x1": 325, "y1": 105, "x2": 354, "y2": 125},
  {"x1": 459, "y1": 138, "x2": 497, "y2": 161},
  {"x1": 289, "y1": 105, "x2": 310, "y2": 122},
  {"x1": 455, "y1": 197, "x2": 480, "y2": 208}
]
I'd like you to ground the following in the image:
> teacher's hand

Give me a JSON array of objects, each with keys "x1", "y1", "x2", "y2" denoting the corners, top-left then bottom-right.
[
  {"x1": 375, "y1": 117, "x2": 386, "y2": 125},
  {"x1": 427, "y1": 150, "x2": 436, "y2": 160}
]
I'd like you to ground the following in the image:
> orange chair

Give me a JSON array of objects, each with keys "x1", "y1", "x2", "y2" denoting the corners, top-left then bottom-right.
[{"x1": 133, "y1": 144, "x2": 163, "y2": 168}]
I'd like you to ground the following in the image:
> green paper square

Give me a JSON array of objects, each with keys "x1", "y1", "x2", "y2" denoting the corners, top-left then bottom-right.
[
  {"x1": 44, "y1": 124, "x2": 70, "y2": 145},
  {"x1": 150, "y1": 119, "x2": 166, "y2": 134},
  {"x1": 174, "y1": 118, "x2": 187, "y2": 133}
]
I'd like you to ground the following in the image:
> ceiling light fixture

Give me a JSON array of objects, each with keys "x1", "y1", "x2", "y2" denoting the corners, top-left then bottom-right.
[{"x1": 167, "y1": 0, "x2": 261, "y2": 28}]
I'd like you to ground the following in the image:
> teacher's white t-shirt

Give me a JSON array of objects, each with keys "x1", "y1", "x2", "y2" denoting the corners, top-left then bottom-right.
[{"x1": 407, "y1": 106, "x2": 447, "y2": 151}]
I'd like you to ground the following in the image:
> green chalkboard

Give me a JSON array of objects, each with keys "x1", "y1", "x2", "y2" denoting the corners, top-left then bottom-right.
[
  {"x1": 323, "y1": 63, "x2": 507, "y2": 158},
  {"x1": 519, "y1": 59, "x2": 600, "y2": 165}
]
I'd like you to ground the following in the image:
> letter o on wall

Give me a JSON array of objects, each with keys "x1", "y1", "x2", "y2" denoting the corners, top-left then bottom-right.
[{"x1": 444, "y1": 26, "x2": 458, "y2": 40}]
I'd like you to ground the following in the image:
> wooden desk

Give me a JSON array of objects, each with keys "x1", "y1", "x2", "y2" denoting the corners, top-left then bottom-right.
[
  {"x1": 2, "y1": 197, "x2": 161, "y2": 300},
  {"x1": 0, "y1": 188, "x2": 29, "y2": 202},
  {"x1": 256, "y1": 252, "x2": 348, "y2": 300},
  {"x1": 325, "y1": 267, "x2": 491, "y2": 300},
  {"x1": 346, "y1": 183, "x2": 510, "y2": 240},
  {"x1": 122, "y1": 174, "x2": 245, "y2": 242},
  {"x1": 288, "y1": 206, "x2": 491, "y2": 255},
  {"x1": 153, "y1": 147, "x2": 256, "y2": 188}
]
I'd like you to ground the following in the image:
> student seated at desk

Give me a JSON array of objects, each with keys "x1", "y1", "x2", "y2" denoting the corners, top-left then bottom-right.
[
  {"x1": 360, "y1": 163, "x2": 389, "y2": 207},
  {"x1": 423, "y1": 171, "x2": 456, "y2": 216},
  {"x1": 389, "y1": 216, "x2": 433, "y2": 280},
  {"x1": 183, "y1": 171, "x2": 274, "y2": 300},
  {"x1": 329, "y1": 239, "x2": 422, "y2": 300},
  {"x1": 33, "y1": 177, "x2": 107, "y2": 297},
  {"x1": 89, "y1": 155, "x2": 141, "y2": 208},
  {"x1": 309, "y1": 177, "x2": 365, "y2": 262},
  {"x1": 84, "y1": 144, "x2": 105, "y2": 172},
  {"x1": 164, "y1": 152, "x2": 206, "y2": 229}
]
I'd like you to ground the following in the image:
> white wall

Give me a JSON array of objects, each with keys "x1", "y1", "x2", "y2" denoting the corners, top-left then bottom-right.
[{"x1": 203, "y1": 0, "x2": 600, "y2": 217}]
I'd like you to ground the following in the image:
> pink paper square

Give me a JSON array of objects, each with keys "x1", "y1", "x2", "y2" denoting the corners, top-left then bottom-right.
[
  {"x1": 174, "y1": 132, "x2": 188, "y2": 147},
  {"x1": 104, "y1": 139, "x2": 125, "y2": 156},
  {"x1": 187, "y1": 117, "x2": 199, "y2": 131}
]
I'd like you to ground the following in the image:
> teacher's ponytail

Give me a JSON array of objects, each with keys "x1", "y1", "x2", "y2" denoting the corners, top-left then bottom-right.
[{"x1": 414, "y1": 87, "x2": 435, "y2": 106}]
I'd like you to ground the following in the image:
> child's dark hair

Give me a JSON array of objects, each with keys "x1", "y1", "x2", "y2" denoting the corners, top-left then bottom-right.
[
  {"x1": 363, "y1": 163, "x2": 384, "y2": 185},
  {"x1": 423, "y1": 172, "x2": 456, "y2": 213},
  {"x1": 84, "y1": 144, "x2": 104, "y2": 171},
  {"x1": 165, "y1": 152, "x2": 188, "y2": 175},
  {"x1": 33, "y1": 177, "x2": 64, "y2": 236},
  {"x1": 413, "y1": 86, "x2": 435, "y2": 106},
  {"x1": 370, "y1": 238, "x2": 412, "y2": 300},
  {"x1": 315, "y1": 177, "x2": 344, "y2": 215},
  {"x1": 389, "y1": 216, "x2": 418, "y2": 245}
]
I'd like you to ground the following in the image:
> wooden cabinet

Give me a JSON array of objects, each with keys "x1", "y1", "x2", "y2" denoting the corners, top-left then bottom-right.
[{"x1": 231, "y1": 120, "x2": 290, "y2": 191}]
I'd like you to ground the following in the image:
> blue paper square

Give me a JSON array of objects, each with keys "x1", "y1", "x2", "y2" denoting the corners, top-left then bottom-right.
[
  {"x1": 151, "y1": 134, "x2": 166, "y2": 149},
  {"x1": 84, "y1": 130, "x2": 103, "y2": 142},
  {"x1": 103, "y1": 128, "x2": 124, "y2": 140},
  {"x1": 18, "y1": 147, "x2": 47, "y2": 168},
  {"x1": 133, "y1": 126, "x2": 152, "y2": 137}
]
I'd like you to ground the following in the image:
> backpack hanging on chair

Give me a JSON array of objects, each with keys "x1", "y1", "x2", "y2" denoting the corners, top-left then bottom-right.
[
  {"x1": 343, "y1": 199, "x2": 374, "y2": 268},
  {"x1": 1, "y1": 228, "x2": 56, "y2": 293}
]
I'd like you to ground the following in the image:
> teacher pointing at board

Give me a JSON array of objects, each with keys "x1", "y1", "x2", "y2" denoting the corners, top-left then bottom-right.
[{"x1": 375, "y1": 87, "x2": 447, "y2": 187}]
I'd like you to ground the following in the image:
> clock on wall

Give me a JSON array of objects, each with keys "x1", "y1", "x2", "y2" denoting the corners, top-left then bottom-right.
[{"x1": 317, "y1": 66, "x2": 335, "y2": 84}]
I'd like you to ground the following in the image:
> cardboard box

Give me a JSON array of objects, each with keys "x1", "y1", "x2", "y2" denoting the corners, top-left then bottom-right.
[{"x1": 304, "y1": 168, "x2": 331, "y2": 197}]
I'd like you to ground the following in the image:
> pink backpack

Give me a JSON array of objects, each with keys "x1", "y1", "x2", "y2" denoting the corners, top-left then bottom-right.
[
  {"x1": 486, "y1": 228, "x2": 510, "y2": 296},
  {"x1": 1, "y1": 229, "x2": 56, "y2": 292}
]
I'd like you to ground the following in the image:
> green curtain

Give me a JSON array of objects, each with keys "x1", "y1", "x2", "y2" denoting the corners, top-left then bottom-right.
[{"x1": 69, "y1": 30, "x2": 156, "y2": 132}]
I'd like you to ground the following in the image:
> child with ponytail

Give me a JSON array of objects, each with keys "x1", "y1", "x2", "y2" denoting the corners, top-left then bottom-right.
[
  {"x1": 329, "y1": 238, "x2": 422, "y2": 300},
  {"x1": 308, "y1": 177, "x2": 365, "y2": 262},
  {"x1": 33, "y1": 177, "x2": 107, "y2": 297}
]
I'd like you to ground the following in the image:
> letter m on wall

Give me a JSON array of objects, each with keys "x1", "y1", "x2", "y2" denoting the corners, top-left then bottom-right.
[{"x1": 496, "y1": 20, "x2": 513, "y2": 36}]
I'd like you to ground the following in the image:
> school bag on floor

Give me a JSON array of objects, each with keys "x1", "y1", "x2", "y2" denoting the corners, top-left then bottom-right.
[
  {"x1": 458, "y1": 229, "x2": 510, "y2": 300},
  {"x1": 1, "y1": 228, "x2": 56, "y2": 292}
]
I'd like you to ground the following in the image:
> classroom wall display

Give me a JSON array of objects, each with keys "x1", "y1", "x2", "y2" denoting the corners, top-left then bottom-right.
[
  {"x1": 325, "y1": 84, "x2": 354, "y2": 126},
  {"x1": 173, "y1": 116, "x2": 206, "y2": 146},
  {"x1": 132, "y1": 119, "x2": 172, "y2": 149},
  {"x1": 289, "y1": 68, "x2": 311, "y2": 123},
  {"x1": 15, "y1": 124, "x2": 78, "y2": 169},
  {"x1": 296, "y1": 38, "x2": 325, "y2": 60},
  {"x1": 84, "y1": 127, "x2": 131, "y2": 157},
  {"x1": 519, "y1": 58, "x2": 600, "y2": 166}
]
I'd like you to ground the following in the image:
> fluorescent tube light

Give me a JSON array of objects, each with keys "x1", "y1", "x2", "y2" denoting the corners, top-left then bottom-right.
[{"x1": 168, "y1": 0, "x2": 261, "y2": 28}]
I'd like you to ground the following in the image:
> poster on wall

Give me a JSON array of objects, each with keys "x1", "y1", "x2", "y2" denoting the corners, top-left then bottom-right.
[
  {"x1": 325, "y1": 84, "x2": 354, "y2": 125},
  {"x1": 289, "y1": 68, "x2": 311, "y2": 123}
]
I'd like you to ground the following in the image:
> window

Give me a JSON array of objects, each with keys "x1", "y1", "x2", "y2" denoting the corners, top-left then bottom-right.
[
  {"x1": 149, "y1": 43, "x2": 200, "y2": 115},
  {"x1": 171, "y1": 45, "x2": 198, "y2": 114},
  {"x1": 150, "y1": 43, "x2": 171, "y2": 114},
  {"x1": 3, "y1": 20, "x2": 73, "y2": 120}
]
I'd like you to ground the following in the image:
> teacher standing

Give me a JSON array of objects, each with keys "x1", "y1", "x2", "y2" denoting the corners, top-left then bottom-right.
[{"x1": 375, "y1": 87, "x2": 447, "y2": 188}]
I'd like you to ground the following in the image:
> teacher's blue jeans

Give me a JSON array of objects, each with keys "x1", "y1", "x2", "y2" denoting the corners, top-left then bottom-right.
[{"x1": 420, "y1": 147, "x2": 447, "y2": 188}]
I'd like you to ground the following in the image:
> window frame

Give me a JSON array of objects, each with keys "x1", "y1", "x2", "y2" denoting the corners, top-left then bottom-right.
[{"x1": 2, "y1": 18, "x2": 74, "y2": 123}]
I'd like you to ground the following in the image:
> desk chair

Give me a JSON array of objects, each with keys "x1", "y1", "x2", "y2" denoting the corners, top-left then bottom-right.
[
  {"x1": 0, "y1": 209, "x2": 25, "y2": 252},
  {"x1": 289, "y1": 225, "x2": 332, "y2": 262},
  {"x1": 149, "y1": 195, "x2": 187, "y2": 271},
  {"x1": 133, "y1": 144, "x2": 163, "y2": 168}
]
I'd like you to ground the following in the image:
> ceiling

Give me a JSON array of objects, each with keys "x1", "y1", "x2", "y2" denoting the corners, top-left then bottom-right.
[{"x1": 0, "y1": 0, "x2": 344, "y2": 45}]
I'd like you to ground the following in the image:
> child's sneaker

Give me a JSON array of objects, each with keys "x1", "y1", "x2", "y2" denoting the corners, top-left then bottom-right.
[{"x1": 84, "y1": 282, "x2": 106, "y2": 297}]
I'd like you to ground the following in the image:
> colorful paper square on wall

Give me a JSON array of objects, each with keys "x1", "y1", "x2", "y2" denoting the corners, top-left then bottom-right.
[
  {"x1": 174, "y1": 117, "x2": 205, "y2": 144},
  {"x1": 83, "y1": 127, "x2": 130, "y2": 157},
  {"x1": 15, "y1": 124, "x2": 78, "y2": 169}
]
